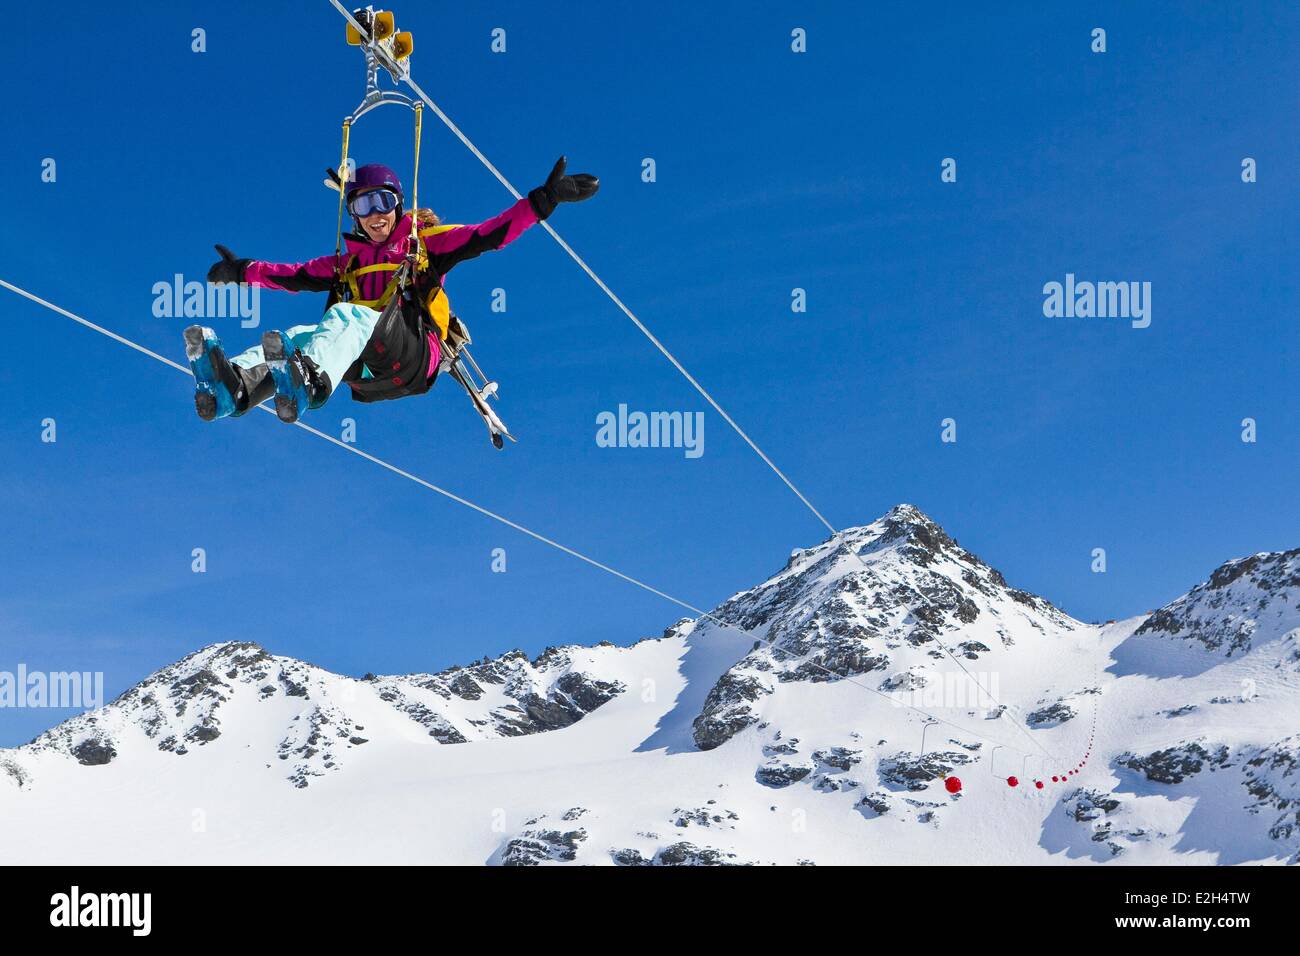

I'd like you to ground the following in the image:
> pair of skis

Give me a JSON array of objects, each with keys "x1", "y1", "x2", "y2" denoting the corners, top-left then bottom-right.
[{"x1": 441, "y1": 315, "x2": 514, "y2": 450}]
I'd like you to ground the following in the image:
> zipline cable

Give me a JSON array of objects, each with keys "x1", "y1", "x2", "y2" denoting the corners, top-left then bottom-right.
[{"x1": 0, "y1": 277, "x2": 1052, "y2": 766}]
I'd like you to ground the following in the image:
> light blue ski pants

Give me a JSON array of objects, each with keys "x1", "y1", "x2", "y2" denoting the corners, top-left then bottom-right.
[{"x1": 230, "y1": 302, "x2": 383, "y2": 388}]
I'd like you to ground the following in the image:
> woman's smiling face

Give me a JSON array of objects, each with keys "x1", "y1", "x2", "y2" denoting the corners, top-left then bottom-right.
[
  {"x1": 360, "y1": 207, "x2": 397, "y2": 243},
  {"x1": 350, "y1": 186, "x2": 401, "y2": 243}
]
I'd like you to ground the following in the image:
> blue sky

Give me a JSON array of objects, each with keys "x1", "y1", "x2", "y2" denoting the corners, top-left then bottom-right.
[{"x1": 1, "y1": 1, "x2": 1295, "y2": 746}]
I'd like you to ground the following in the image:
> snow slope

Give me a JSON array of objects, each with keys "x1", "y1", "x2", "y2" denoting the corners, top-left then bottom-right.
[{"x1": 2, "y1": 505, "x2": 1296, "y2": 865}]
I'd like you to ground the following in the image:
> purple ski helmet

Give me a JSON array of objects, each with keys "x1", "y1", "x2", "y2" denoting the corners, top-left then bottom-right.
[
  {"x1": 346, "y1": 163, "x2": 403, "y2": 202},
  {"x1": 345, "y1": 163, "x2": 405, "y2": 224}
]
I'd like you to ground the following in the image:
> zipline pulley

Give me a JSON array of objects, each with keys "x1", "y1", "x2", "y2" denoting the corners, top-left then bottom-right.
[{"x1": 344, "y1": 7, "x2": 416, "y2": 122}]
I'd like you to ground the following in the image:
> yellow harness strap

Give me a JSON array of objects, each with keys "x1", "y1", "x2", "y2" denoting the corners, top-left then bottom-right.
[
  {"x1": 418, "y1": 224, "x2": 461, "y2": 237},
  {"x1": 340, "y1": 227, "x2": 451, "y2": 339},
  {"x1": 341, "y1": 259, "x2": 403, "y2": 308}
]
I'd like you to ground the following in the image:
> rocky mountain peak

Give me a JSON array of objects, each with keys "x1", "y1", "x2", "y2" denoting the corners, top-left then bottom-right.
[
  {"x1": 878, "y1": 502, "x2": 945, "y2": 539},
  {"x1": 693, "y1": 506, "x2": 1076, "y2": 750},
  {"x1": 1136, "y1": 548, "x2": 1300, "y2": 657},
  {"x1": 1206, "y1": 549, "x2": 1300, "y2": 593}
]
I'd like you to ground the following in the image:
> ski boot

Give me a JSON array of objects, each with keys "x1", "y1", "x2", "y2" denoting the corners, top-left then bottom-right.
[
  {"x1": 262, "y1": 330, "x2": 332, "y2": 424},
  {"x1": 184, "y1": 326, "x2": 273, "y2": 421}
]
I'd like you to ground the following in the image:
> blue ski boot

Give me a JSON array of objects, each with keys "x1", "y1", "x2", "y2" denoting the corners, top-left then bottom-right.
[
  {"x1": 184, "y1": 326, "x2": 273, "y2": 421},
  {"x1": 263, "y1": 330, "x2": 332, "y2": 424},
  {"x1": 185, "y1": 325, "x2": 237, "y2": 420}
]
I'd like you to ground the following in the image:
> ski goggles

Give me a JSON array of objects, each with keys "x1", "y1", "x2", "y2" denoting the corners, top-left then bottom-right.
[{"x1": 349, "y1": 188, "x2": 400, "y2": 218}]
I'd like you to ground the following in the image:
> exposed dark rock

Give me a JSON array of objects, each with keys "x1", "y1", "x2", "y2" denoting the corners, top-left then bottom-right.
[
  {"x1": 71, "y1": 737, "x2": 116, "y2": 766},
  {"x1": 1243, "y1": 737, "x2": 1300, "y2": 847},
  {"x1": 655, "y1": 842, "x2": 748, "y2": 866},
  {"x1": 858, "y1": 790, "x2": 893, "y2": 816},
  {"x1": 672, "y1": 806, "x2": 739, "y2": 828},
  {"x1": 777, "y1": 648, "x2": 890, "y2": 682},
  {"x1": 693, "y1": 673, "x2": 769, "y2": 750},
  {"x1": 611, "y1": 847, "x2": 652, "y2": 866},
  {"x1": 1119, "y1": 741, "x2": 1231, "y2": 784},
  {"x1": 175, "y1": 669, "x2": 226, "y2": 700},
  {"x1": 555, "y1": 671, "x2": 623, "y2": 713},
  {"x1": 278, "y1": 674, "x2": 308, "y2": 698},
  {"x1": 447, "y1": 673, "x2": 485, "y2": 701},
  {"x1": 878, "y1": 750, "x2": 974, "y2": 791},
  {"x1": 185, "y1": 722, "x2": 221, "y2": 744},
  {"x1": 2, "y1": 759, "x2": 29, "y2": 788},
  {"x1": 1026, "y1": 702, "x2": 1075, "y2": 727},
  {"x1": 756, "y1": 760, "x2": 814, "y2": 788},
  {"x1": 1069, "y1": 789, "x2": 1121, "y2": 823},
  {"x1": 501, "y1": 828, "x2": 588, "y2": 866},
  {"x1": 813, "y1": 747, "x2": 862, "y2": 772},
  {"x1": 880, "y1": 669, "x2": 928, "y2": 692}
]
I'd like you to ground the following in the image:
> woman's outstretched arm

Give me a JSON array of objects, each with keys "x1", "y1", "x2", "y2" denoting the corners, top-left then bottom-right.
[
  {"x1": 423, "y1": 156, "x2": 598, "y2": 276},
  {"x1": 419, "y1": 198, "x2": 539, "y2": 276},
  {"x1": 243, "y1": 254, "x2": 340, "y2": 293},
  {"x1": 206, "y1": 243, "x2": 339, "y2": 293}
]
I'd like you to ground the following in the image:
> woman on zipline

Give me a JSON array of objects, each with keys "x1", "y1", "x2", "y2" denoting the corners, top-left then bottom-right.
[{"x1": 187, "y1": 157, "x2": 597, "y2": 423}]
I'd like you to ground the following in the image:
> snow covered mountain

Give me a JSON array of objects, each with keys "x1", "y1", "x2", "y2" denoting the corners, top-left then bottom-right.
[
  {"x1": 11, "y1": 641, "x2": 627, "y2": 790},
  {"x1": 2, "y1": 505, "x2": 1297, "y2": 865},
  {"x1": 1129, "y1": 548, "x2": 1299, "y2": 662},
  {"x1": 692, "y1": 504, "x2": 1079, "y2": 751}
]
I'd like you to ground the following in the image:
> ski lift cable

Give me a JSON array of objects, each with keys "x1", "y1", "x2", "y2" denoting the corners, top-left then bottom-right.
[
  {"x1": 834, "y1": 531, "x2": 1063, "y2": 763},
  {"x1": 325, "y1": 0, "x2": 838, "y2": 537},
  {"x1": 909, "y1": 605, "x2": 1062, "y2": 763},
  {"x1": 325, "y1": 2, "x2": 1062, "y2": 764},
  {"x1": 0, "y1": 277, "x2": 1051, "y2": 765}
]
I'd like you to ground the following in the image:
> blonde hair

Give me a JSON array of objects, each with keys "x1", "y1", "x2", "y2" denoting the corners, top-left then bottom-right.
[{"x1": 413, "y1": 207, "x2": 440, "y2": 226}]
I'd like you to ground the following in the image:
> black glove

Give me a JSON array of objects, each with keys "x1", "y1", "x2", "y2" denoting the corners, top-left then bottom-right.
[
  {"x1": 528, "y1": 156, "x2": 599, "y2": 220},
  {"x1": 207, "y1": 244, "x2": 251, "y2": 284}
]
